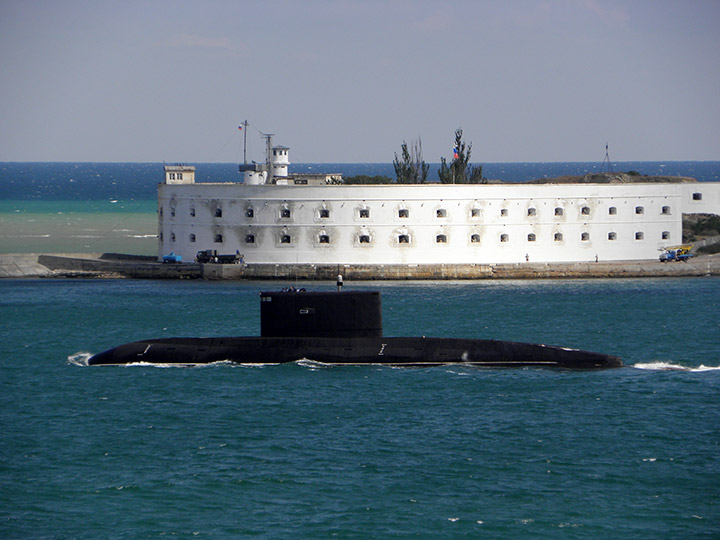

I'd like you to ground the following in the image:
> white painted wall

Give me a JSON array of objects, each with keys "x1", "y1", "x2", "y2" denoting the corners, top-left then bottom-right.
[{"x1": 158, "y1": 182, "x2": 720, "y2": 264}]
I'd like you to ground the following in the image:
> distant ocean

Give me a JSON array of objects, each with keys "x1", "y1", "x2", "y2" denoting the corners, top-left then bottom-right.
[
  {"x1": 1, "y1": 161, "x2": 719, "y2": 255},
  {"x1": 1, "y1": 163, "x2": 719, "y2": 538}
]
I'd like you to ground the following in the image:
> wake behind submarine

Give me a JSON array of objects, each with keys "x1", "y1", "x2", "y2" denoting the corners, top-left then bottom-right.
[{"x1": 88, "y1": 286, "x2": 622, "y2": 369}]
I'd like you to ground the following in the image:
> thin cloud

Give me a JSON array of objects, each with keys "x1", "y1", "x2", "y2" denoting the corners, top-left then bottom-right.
[
  {"x1": 499, "y1": 0, "x2": 629, "y2": 29},
  {"x1": 163, "y1": 33, "x2": 239, "y2": 52},
  {"x1": 572, "y1": 0, "x2": 629, "y2": 27},
  {"x1": 410, "y1": 8, "x2": 455, "y2": 32}
]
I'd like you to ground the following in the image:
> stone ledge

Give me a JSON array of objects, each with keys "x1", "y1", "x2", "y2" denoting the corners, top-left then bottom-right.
[{"x1": 2, "y1": 253, "x2": 718, "y2": 280}]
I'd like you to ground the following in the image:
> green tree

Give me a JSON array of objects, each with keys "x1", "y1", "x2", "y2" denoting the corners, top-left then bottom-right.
[
  {"x1": 394, "y1": 139, "x2": 429, "y2": 184},
  {"x1": 438, "y1": 128, "x2": 484, "y2": 184}
]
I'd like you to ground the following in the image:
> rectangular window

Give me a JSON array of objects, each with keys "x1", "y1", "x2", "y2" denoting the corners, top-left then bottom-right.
[
  {"x1": 359, "y1": 209, "x2": 370, "y2": 218},
  {"x1": 693, "y1": 193, "x2": 703, "y2": 200},
  {"x1": 398, "y1": 209, "x2": 409, "y2": 218}
]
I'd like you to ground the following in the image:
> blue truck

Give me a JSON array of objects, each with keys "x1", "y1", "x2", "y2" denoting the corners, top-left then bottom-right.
[
  {"x1": 162, "y1": 252, "x2": 182, "y2": 264},
  {"x1": 659, "y1": 245, "x2": 694, "y2": 262}
]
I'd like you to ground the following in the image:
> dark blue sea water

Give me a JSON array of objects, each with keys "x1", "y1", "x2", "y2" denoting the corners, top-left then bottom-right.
[
  {"x1": 1, "y1": 161, "x2": 718, "y2": 200},
  {"x1": 2, "y1": 278, "x2": 719, "y2": 539}
]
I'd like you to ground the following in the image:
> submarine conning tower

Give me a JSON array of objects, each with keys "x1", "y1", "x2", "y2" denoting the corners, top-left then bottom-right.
[{"x1": 260, "y1": 290, "x2": 382, "y2": 338}]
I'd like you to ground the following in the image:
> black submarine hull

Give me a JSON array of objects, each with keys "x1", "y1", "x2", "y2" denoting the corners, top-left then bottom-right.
[{"x1": 88, "y1": 336, "x2": 622, "y2": 369}]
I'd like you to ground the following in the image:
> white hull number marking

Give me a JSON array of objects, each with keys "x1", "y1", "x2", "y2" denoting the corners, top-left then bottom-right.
[{"x1": 378, "y1": 343, "x2": 387, "y2": 356}]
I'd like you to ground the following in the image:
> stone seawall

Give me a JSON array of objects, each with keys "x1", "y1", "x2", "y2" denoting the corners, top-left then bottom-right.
[
  {"x1": 3, "y1": 253, "x2": 717, "y2": 280},
  {"x1": 203, "y1": 259, "x2": 720, "y2": 280}
]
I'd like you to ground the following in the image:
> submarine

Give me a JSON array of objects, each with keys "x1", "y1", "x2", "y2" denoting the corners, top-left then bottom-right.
[{"x1": 88, "y1": 286, "x2": 622, "y2": 369}]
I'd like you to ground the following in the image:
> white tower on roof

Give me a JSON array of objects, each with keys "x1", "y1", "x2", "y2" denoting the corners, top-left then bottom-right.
[
  {"x1": 238, "y1": 128, "x2": 291, "y2": 184},
  {"x1": 272, "y1": 145, "x2": 290, "y2": 178}
]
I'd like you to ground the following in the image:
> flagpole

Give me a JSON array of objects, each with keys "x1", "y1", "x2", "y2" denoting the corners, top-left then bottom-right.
[{"x1": 242, "y1": 120, "x2": 249, "y2": 165}]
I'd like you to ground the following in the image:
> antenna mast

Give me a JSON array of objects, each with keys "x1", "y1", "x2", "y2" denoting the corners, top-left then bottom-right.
[
  {"x1": 601, "y1": 143, "x2": 614, "y2": 174},
  {"x1": 263, "y1": 133, "x2": 274, "y2": 180},
  {"x1": 241, "y1": 120, "x2": 249, "y2": 164}
]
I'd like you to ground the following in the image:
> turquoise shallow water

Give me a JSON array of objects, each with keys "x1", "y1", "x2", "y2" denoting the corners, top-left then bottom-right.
[
  {"x1": 1, "y1": 278, "x2": 719, "y2": 539},
  {"x1": 0, "y1": 200, "x2": 158, "y2": 255}
]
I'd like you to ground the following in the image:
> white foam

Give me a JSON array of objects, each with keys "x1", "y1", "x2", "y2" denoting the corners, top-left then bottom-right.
[
  {"x1": 235, "y1": 362, "x2": 273, "y2": 368},
  {"x1": 633, "y1": 362, "x2": 720, "y2": 372},
  {"x1": 295, "y1": 358, "x2": 333, "y2": 369},
  {"x1": 695, "y1": 365, "x2": 720, "y2": 372},
  {"x1": 124, "y1": 360, "x2": 253, "y2": 369},
  {"x1": 67, "y1": 352, "x2": 92, "y2": 366},
  {"x1": 124, "y1": 361, "x2": 186, "y2": 368}
]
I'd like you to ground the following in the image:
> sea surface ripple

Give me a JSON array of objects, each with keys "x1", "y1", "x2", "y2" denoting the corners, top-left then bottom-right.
[{"x1": 1, "y1": 278, "x2": 719, "y2": 539}]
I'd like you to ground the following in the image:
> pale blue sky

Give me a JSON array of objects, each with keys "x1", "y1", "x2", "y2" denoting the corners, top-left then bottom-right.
[{"x1": 1, "y1": 0, "x2": 718, "y2": 163}]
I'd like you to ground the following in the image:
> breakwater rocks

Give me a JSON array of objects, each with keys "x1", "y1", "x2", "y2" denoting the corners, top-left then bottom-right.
[{"x1": 1, "y1": 253, "x2": 719, "y2": 280}]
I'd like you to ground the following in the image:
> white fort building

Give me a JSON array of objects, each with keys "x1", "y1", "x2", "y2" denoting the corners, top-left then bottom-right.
[{"x1": 159, "y1": 141, "x2": 719, "y2": 267}]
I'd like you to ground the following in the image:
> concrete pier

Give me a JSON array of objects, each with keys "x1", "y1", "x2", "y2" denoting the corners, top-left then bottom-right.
[
  {"x1": 1, "y1": 253, "x2": 718, "y2": 280},
  {"x1": 0, "y1": 253, "x2": 201, "y2": 279}
]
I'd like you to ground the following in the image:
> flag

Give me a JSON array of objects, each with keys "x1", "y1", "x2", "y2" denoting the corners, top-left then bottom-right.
[
  {"x1": 238, "y1": 125, "x2": 243, "y2": 130},
  {"x1": 453, "y1": 147, "x2": 459, "y2": 159}
]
